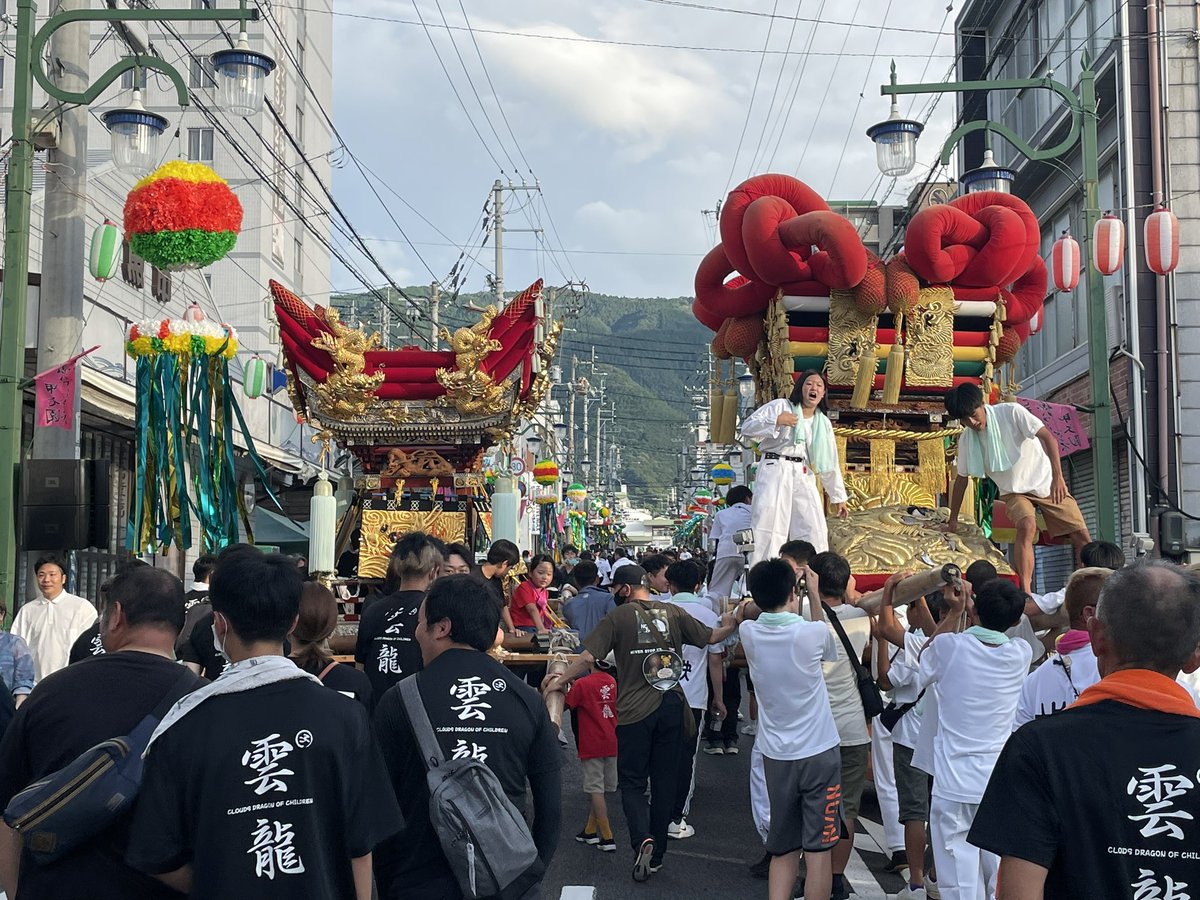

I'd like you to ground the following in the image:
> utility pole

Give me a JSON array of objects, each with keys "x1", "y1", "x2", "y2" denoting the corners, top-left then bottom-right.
[
  {"x1": 488, "y1": 179, "x2": 541, "y2": 305},
  {"x1": 33, "y1": 0, "x2": 90, "y2": 462},
  {"x1": 429, "y1": 281, "x2": 441, "y2": 348},
  {"x1": 567, "y1": 355, "x2": 577, "y2": 471}
]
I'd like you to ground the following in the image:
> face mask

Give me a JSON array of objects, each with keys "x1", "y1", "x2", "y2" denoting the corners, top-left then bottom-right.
[{"x1": 211, "y1": 615, "x2": 231, "y2": 663}]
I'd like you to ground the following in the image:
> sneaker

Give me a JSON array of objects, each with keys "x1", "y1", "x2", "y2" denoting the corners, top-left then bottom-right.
[
  {"x1": 897, "y1": 888, "x2": 927, "y2": 900},
  {"x1": 668, "y1": 818, "x2": 695, "y2": 839},
  {"x1": 925, "y1": 876, "x2": 941, "y2": 899},
  {"x1": 740, "y1": 720, "x2": 758, "y2": 736},
  {"x1": 575, "y1": 829, "x2": 599, "y2": 844},
  {"x1": 632, "y1": 838, "x2": 655, "y2": 882},
  {"x1": 702, "y1": 743, "x2": 725, "y2": 755},
  {"x1": 748, "y1": 850, "x2": 772, "y2": 879},
  {"x1": 649, "y1": 857, "x2": 664, "y2": 874},
  {"x1": 884, "y1": 850, "x2": 908, "y2": 873},
  {"x1": 724, "y1": 743, "x2": 740, "y2": 755},
  {"x1": 598, "y1": 836, "x2": 617, "y2": 852}
]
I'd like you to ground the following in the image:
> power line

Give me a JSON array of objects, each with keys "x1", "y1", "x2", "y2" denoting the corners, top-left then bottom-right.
[
  {"x1": 721, "y1": 0, "x2": 779, "y2": 198},
  {"x1": 761, "y1": 0, "x2": 829, "y2": 172},
  {"x1": 745, "y1": 0, "x2": 803, "y2": 176}
]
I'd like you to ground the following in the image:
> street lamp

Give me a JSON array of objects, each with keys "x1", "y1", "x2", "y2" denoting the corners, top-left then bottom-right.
[
  {"x1": 553, "y1": 421, "x2": 568, "y2": 441},
  {"x1": 527, "y1": 434, "x2": 543, "y2": 454},
  {"x1": 865, "y1": 77, "x2": 924, "y2": 177},
  {"x1": 959, "y1": 147, "x2": 1017, "y2": 194},
  {"x1": 737, "y1": 372, "x2": 756, "y2": 406},
  {"x1": 101, "y1": 87, "x2": 168, "y2": 175},
  {"x1": 210, "y1": 31, "x2": 277, "y2": 117}
]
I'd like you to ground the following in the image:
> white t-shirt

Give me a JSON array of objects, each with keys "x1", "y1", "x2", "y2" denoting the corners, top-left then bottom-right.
[
  {"x1": 1014, "y1": 644, "x2": 1101, "y2": 729},
  {"x1": 596, "y1": 558, "x2": 612, "y2": 585},
  {"x1": 821, "y1": 604, "x2": 872, "y2": 747},
  {"x1": 955, "y1": 402, "x2": 1051, "y2": 497},
  {"x1": 11, "y1": 591, "x2": 98, "y2": 680},
  {"x1": 885, "y1": 630, "x2": 928, "y2": 750},
  {"x1": 709, "y1": 503, "x2": 753, "y2": 559},
  {"x1": 1006, "y1": 614, "x2": 1046, "y2": 667},
  {"x1": 741, "y1": 614, "x2": 841, "y2": 760},
  {"x1": 919, "y1": 632, "x2": 1033, "y2": 803},
  {"x1": 912, "y1": 688, "x2": 939, "y2": 777},
  {"x1": 665, "y1": 592, "x2": 722, "y2": 711},
  {"x1": 1028, "y1": 586, "x2": 1066, "y2": 616}
]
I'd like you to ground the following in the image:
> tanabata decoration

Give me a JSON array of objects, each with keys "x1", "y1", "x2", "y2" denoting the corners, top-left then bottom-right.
[
  {"x1": 710, "y1": 462, "x2": 735, "y2": 485},
  {"x1": 566, "y1": 482, "x2": 587, "y2": 503},
  {"x1": 126, "y1": 316, "x2": 278, "y2": 553},
  {"x1": 89, "y1": 220, "x2": 121, "y2": 281},
  {"x1": 124, "y1": 161, "x2": 243, "y2": 271},
  {"x1": 532, "y1": 459, "x2": 560, "y2": 485}
]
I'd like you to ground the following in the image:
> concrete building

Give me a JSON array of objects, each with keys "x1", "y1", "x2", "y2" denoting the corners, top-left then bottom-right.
[
  {"x1": 0, "y1": 2, "x2": 333, "y2": 596},
  {"x1": 950, "y1": 0, "x2": 1170, "y2": 580}
]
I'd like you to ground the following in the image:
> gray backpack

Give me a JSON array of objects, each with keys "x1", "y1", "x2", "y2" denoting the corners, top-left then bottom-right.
[{"x1": 399, "y1": 675, "x2": 539, "y2": 898}]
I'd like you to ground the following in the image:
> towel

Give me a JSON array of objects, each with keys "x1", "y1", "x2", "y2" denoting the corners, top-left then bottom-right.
[
  {"x1": 145, "y1": 654, "x2": 320, "y2": 755},
  {"x1": 965, "y1": 625, "x2": 1010, "y2": 645},
  {"x1": 1071, "y1": 669, "x2": 1200, "y2": 719},
  {"x1": 957, "y1": 405, "x2": 1013, "y2": 477},
  {"x1": 792, "y1": 407, "x2": 837, "y2": 476},
  {"x1": 1055, "y1": 629, "x2": 1092, "y2": 655}
]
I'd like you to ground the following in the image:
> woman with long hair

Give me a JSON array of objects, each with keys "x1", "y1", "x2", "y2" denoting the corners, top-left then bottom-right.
[
  {"x1": 290, "y1": 581, "x2": 372, "y2": 709},
  {"x1": 739, "y1": 370, "x2": 848, "y2": 563}
]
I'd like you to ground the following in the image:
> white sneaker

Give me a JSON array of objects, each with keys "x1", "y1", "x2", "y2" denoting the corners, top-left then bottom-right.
[
  {"x1": 898, "y1": 888, "x2": 927, "y2": 900},
  {"x1": 924, "y1": 877, "x2": 940, "y2": 899},
  {"x1": 740, "y1": 721, "x2": 758, "y2": 736},
  {"x1": 668, "y1": 818, "x2": 696, "y2": 839}
]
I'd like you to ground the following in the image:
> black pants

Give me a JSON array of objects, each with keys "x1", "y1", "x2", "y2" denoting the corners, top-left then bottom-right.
[
  {"x1": 673, "y1": 706, "x2": 706, "y2": 823},
  {"x1": 616, "y1": 690, "x2": 685, "y2": 858},
  {"x1": 704, "y1": 665, "x2": 741, "y2": 747}
]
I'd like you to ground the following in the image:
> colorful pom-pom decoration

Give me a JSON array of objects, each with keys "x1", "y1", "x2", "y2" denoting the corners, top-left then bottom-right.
[
  {"x1": 566, "y1": 482, "x2": 587, "y2": 502},
  {"x1": 126, "y1": 318, "x2": 238, "y2": 360},
  {"x1": 89, "y1": 219, "x2": 121, "y2": 281},
  {"x1": 709, "y1": 462, "x2": 735, "y2": 485},
  {"x1": 693, "y1": 488, "x2": 714, "y2": 506},
  {"x1": 243, "y1": 355, "x2": 268, "y2": 399},
  {"x1": 123, "y1": 161, "x2": 243, "y2": 272},
  {"x1": 532, "y1": 459, "x2": 560, "y2": 485}
]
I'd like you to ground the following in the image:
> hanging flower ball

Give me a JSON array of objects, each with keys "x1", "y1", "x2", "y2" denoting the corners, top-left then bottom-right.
[
  {"x1": 1092, "y1": 211, "x2": 1124, "y2": 276},
  {"x1": 566, "y1": 482, "x2": 587, "y2": 502},
  {"x1": 89, "y1": 219, "x2": 121, "y2": 281},
  {"x1": 694, "y1": 488, "x2": 714, "y2": 506},
  {"x1": 710, "y1": 462, "x2": 735, "y2": 485},
  {"x1": 484, "y1": 468, "x2": 497, "y2": 487},
  {"x1": 599, "y1": 506, "x2": 611, "y2": 518},
  {"x1": 532, "y1": 459, "x2": 560, "y2": 485},
  {"x1": 535, "y1": 494, "x2": 558, "y2": 506},
  {"x1": 184, "y1": 302, "x2": 206, "y2": 324},
  {"x1": 243, "y1": 355, "x2": 268, "y2": 399},
  {"x1": 124, "y1": 161, "x2": 243, "y2": 272},
  {"x1": 1050, "y1": 230, "x2": 1080, "y2": 293},
  {"x1": 1145, "y1": 205, "x2": 1180, "y2": 275}
]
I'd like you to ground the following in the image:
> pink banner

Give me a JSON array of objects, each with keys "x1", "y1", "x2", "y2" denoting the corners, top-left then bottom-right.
[
  {"x1": 1014, "y1": 396, "x2": 1090, "y2": 456},
  {"x1": 34, "y1": 346, "x2": 99, "y2": 430}
]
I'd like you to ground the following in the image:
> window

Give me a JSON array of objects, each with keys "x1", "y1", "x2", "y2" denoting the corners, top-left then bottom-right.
[
  {"x1": 294, "y1": 167, "x2": 304, "y2": 209},
  {"x1": 120, "y1": 67, "x2": 148, "y2": 90},
  {"x1": 293, "y1": 237, "x2": 304, "y2": 289},
  {"x1": 187, "y1": 127, "x2": 214, "y2": 162},
  {"x1": 295, "y1": 104, "x2": 304, "y2": 145},
  {"x1": 189, "y1": 56, "x2": 216, "y2": 89},
  {"x1": 296, "y1": 37, "x2": 305, "y2": 73}
]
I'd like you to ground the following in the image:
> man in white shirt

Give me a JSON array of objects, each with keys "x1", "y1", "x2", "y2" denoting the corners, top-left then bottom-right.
[
  {"x1": 707, "y1": 486, "x2": 753, "y2": 603},
  {"x1": 808, "y1": 551, "x2": 872, "y2": 900},
  {"x1": 738, "y1": 558, "x2": 841, "y2": 900},
  {"x1": 610, "y1": 548, "x2": 634, "y2": 578},
  {"x1": 942, "y1": 384, "x2": 1090, "y2": 594},
  {"x1": 918, "y1": 577, "x2": 1032, "y2": 900},
  {"x1": 663, "y1": 560, "x2": 724, "y2": 841},
  {"x1": 11, "y1": 554, "x2": 98, "y2": 680},
  {"x1": 1014, "y1": 567, "x2": 1110, "y2": 728},
  {"x1": 1023, "y1": 540, "x2": 1125, "y2": 620}
]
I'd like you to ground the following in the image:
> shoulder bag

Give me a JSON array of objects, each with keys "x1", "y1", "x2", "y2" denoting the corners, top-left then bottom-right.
[{"x1": 822, "y1": 603, "x2": 886, "y2": 720}]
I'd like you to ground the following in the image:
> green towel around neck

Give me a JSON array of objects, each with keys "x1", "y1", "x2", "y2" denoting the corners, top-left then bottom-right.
[
  {"x1": 791, "y1": 407, "x2": 837, "y2": 476},
  {"x1": 958, "y1": 405, "x2": 1013, "y2": 477}
]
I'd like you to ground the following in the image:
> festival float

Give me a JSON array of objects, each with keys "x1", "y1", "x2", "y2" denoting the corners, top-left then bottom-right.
[
  {"x1": 693, "y1": 173, "x2": 1044, "y2": 589},
  {"x1": 270, "y1": 277, "x2": 563, "y2": 580}
]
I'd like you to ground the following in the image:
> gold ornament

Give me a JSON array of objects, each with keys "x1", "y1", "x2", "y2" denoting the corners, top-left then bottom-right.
[
  {"x1": 826, "y1": 290, "x2": 879, "y2": 387},
  {"x1": 904, "y1": 286, "x2": 955, "y2": 387},
  {"x1": 309, "y1": 308, "x2": 386, "y2": 420},
  {"x1": 827, "y1": 506, "x2": 1011, "y2": 576}
]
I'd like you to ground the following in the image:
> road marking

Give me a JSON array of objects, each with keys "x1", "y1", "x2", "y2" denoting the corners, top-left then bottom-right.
[{"x1": 559, "y1": 887, "x2": 596, "y2": 900}]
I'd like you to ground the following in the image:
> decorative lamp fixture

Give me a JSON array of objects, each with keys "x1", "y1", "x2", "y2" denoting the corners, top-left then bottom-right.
[
  {"x1": 1145, "y1": 205, "x2": 1180, "y2": 275},
  {"x1": 308, "y1": 472, "x2": 336, "y2": 573},
  {"x1": 211, "y1": 32, "x2": 277, "y2": 117},
  {"x1": 959, "y1": 148, "x2": 1017, "y2": 194},
  {"x1": 566, "y1": 482, "x2": 587, "y2": 502},
  {"x1": 1050, "y1": 230, "x2": 1081, "y2": 293},
  {"x1": 737, "y1": 372, "x2": 756, "y2": 404},
  {"x1": 527, "y1": 434, "x2": 543, "y2": 453},
  {"x1": 1093, "y1": 211, "x2": 1125, "y2": 275},
  {"x1": 243, "y1": 354, "x2": 268, "y2": 398},
  {"x1": 88, "y1": 220, "x2": 121, "y2": 281},
  {"x1": 102, "y1": 88, "x2": 169, "y2": 176},
  {"x1": 532, "y1": 460, "x2": 560, "y2": 485},
  {"x1": 867, "y1": 86, "x2": 924, "y2": 177},
  {"x1": 710, "y1": 462, "x2": 735, "y2": 486},
  {"x1": 553, "y1": 421, "x2": 568, "y2": 441}
]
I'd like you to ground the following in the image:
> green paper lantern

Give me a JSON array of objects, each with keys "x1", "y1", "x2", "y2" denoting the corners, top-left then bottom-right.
[
  {"x1": 89, "y1": 219, "x2": 121, "y2": 281},
  {"x1": 243, "y1": 355, "x2": 268, "y2": 399}
]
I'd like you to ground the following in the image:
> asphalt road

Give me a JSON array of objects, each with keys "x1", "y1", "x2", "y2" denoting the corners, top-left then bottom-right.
[{"x1": 542, "y1": 697, "x2": 907, "y2": 900}]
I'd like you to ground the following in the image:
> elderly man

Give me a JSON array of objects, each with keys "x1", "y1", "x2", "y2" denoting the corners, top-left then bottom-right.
[{"x1": 970, "y1": 561, "x2": 1200, "y2": 899}]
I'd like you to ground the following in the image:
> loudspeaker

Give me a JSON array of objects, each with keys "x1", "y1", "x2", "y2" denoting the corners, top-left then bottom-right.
[{"x1": 21, "y1": 459, "x2": 107, "y2": 551}]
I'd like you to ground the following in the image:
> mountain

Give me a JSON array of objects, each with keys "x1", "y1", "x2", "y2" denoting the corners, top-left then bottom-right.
[{"x1": 331, "y1": 286, "x2": 711, "y2": 509}]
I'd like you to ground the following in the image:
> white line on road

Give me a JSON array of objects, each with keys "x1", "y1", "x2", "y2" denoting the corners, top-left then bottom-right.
[{"x1": 559, "y1": 887, "x2": 597, "y2": 900}]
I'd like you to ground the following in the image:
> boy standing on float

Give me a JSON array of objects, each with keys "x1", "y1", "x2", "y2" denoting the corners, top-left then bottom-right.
[{"x1": 740, "y1": 371, "x2": 849, "y2": 564}]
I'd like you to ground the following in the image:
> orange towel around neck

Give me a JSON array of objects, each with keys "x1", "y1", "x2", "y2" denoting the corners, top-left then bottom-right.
[{"x1": 1070, "y1": 669, "x2": 1200, "y2": 719}]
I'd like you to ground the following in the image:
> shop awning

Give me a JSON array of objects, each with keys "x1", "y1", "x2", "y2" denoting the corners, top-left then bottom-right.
[{"x1": 252, "y1": 506, "x2": 309, "y2": 549}]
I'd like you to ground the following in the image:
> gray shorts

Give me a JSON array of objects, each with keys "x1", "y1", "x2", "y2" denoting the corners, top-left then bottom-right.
[
  {"x1": 839, "y1": 743, "x2": 870, "y2": 822},
  {"x1": 892, "y1": 743, "x2": 930, "y2": 823},
  {"x1": 581, "y1": 756, "x2": 617, "y2": 794},
  {"x1": 763, "y1": 747, "x2": 842, "y2": 855}
]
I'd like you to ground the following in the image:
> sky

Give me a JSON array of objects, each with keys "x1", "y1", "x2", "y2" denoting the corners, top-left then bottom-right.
[{"x1": 329, "y1": 0, "x2": 961, "y2": 301}]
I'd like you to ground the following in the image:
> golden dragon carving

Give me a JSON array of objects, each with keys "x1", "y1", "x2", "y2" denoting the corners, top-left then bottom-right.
[
  {"x1": 310, "y1": 309, "x2": 385, "y2": 420},
  {"x1": 436, "y1": 306, "x2": 513, "y2": 416}
]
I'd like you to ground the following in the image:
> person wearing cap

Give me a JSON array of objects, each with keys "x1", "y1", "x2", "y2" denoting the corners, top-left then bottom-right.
[{"x1": 542, "y1": 564, "x2": 740, "y2": 884}]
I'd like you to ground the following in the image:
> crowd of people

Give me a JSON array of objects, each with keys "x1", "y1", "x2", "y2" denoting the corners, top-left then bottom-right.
[{"x1": 0, "y1": 515, "x2": 1197, "y2": 899}]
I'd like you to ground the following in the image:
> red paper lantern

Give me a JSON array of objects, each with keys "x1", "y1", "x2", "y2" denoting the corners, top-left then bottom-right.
[
  {"x1": 1092, "y1": 212, "x2": 1124, "y2": 275},
  {"x1": 1050, "y1": 230, "x2": 1080, "y2": 292},
  {"x1": 1145, "y1": 205, "x2": 1180, "y2": 275},
  {"x1": 1029, "y1": 306, "x2": 1043, "y2": 335}
]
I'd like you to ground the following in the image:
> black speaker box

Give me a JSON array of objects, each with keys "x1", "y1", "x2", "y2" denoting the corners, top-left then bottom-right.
[{"x1": 21, "y1": 459, "x2": 110, "y2": 551}]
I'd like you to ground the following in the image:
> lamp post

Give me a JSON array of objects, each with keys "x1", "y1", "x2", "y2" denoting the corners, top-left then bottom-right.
[
  {"x1": 868, "y1": 58, "x2": 1115, "y2": 541},
  {"x1": 0, "y1": 0, "x2": 273, "y2": 604}
]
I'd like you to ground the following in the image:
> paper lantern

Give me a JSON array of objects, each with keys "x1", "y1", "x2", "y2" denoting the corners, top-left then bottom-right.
[
  {"x1": 566, "y1": 482, "x2": 587, "y2": 502},
  {"x1": 243, "y1": 355, "x2": 268, "y2": 399},
  {"x1": 1050, "y1": 230, "x2": 1080, "y2": 293},
  {"x1": 710, "y1": 462, "x2": 735, "y2": 485},
  {"x1": 89, "y1": 219, "x2": 121, "y2": 281},
  {"x1": 308, "y1": 472, "x2": 336, "y2": 573},
  {"x1": 532, "y1": 459, "x2": 560, "y2": 485},
  {"x1": 184, "y1": 302, "x2": 206, "y2": 323},
  {"x1": 123, "y1": 160, "x2": 243, "y2": 271},
  {"x1": 1145, "y1": 205, "x2": 1180, "y2": 275},
  {"x1": 1092, "y1": 212, "x2": 1124, "y2": 275}
]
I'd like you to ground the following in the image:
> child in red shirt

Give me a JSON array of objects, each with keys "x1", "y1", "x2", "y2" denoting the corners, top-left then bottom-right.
[{"x1": 564, "y1": 663, "x2": 618, "y2": 852}]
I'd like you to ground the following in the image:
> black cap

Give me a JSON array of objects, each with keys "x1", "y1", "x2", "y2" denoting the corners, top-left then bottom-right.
[{"x1": 611, "y1": 564, "x2": 648, "y2": 588}]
